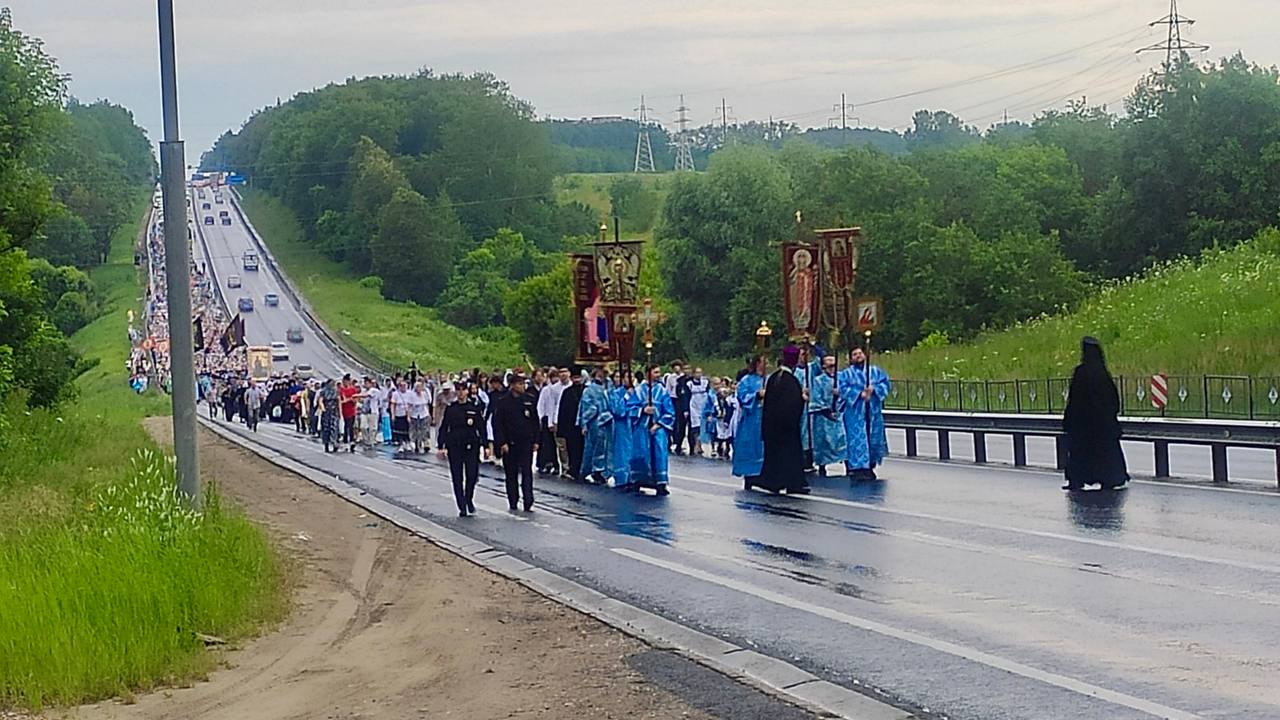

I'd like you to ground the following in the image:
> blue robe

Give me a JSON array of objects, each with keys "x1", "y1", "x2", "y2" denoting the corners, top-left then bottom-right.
[
  {"x1": 608, "y1": 385, "x2": 633, "y2": 486},
  {"x1": 732, "y1": 374, "x2": 765, "y2": 477},
  {"x1": 837, "y1": 364, "x2": 891, "y2": 470},
  {"x1": 808, "y1": 370, "x2": 847, "y2": 467},
  {"x1": 577, "y1": 381, "x2": 612, "y2": 477},
  {"x1": 701, "y1": 392, "x2": 719, "y2": 445},
  {"x1": 627, "y1": 381, "x2": 675, "y2": 486}
]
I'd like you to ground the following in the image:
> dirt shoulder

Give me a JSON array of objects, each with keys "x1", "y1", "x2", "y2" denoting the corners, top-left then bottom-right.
[{"x1": 58, "y1": 421, "x2": 809, "y2": 720}]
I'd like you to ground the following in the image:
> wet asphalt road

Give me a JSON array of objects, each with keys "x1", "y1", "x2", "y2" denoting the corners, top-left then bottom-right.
[
  {"x1": 182, "y1": 189, "x2": 1280, "y2": 719},
  {"x1": 213, "y1": 416, "x2": 1280, "y2": 720}
]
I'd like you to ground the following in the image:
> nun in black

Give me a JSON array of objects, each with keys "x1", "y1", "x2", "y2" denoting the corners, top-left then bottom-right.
[{"x1": 1062, "y1": 337, "x2": 1130, "y2": 491}]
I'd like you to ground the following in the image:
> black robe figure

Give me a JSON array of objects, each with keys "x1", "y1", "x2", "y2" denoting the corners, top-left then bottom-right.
[
  {"x1": 757, "y1": 346, "x2": 812, "y2": 494},
  {"x1": 1062, "y1": 337, "x2": 1129, "y2": 490}
]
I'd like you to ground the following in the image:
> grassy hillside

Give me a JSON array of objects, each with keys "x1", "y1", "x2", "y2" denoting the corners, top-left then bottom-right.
[
  {"x1": 879, "y1": 229, "x2": 1280, "y2": 380},
  {"x1": 554, "y1": 172, "x2": 672, "y2": 241},
  {"x1": 1, "y1": 197, "x2": 284, "y2": 710},
  {"x1": 239, "y1": 190, "x2": 519, "y2": 371}
]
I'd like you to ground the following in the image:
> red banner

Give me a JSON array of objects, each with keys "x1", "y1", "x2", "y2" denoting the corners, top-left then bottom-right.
[
  {"x1": 816, "y1": 227, "x2": 862, "y2": 333},
  {"x1": 572, "y1": 254, "x2": 613, "y2": 363},
  {"x1": 781, "y1": 243, "x2": 822, "y2": 341}
]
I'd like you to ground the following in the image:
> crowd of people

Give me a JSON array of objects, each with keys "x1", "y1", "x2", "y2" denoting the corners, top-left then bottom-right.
[{"x1": 130, "y1": 200, "x2": 245, "y2": 395}]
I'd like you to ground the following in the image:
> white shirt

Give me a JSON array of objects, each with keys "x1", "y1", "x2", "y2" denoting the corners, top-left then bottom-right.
[
  {"x1": 409, "y1": 390, "x2": 431, "y2": 419},
  {"x1": 390, "y1": 389, "x2": 412, "y2": 418},
  {"x1": 537, "y1": 381, "x2": 566, "y2": 424}
]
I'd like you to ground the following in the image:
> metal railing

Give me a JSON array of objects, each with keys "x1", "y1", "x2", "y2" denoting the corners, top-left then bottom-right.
[
  {"x1": 885, "y1": 409, "x2": 1280, "y2": 487},
  {"x1": 886, "y1": 376, "x2": 1280, "y2": 421}
]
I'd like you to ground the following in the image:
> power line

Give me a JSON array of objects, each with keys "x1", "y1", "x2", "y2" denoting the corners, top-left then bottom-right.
[
  {"x1": 1137, "y1": 0, "x2": 1209, "y2": 68},
  {"x1": 633, "y1": 95, "x2": 657, "y2": 173}
]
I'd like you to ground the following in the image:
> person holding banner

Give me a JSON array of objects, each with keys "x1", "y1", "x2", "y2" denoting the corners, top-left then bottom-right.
[
  {"x1": 837, "y1": 346, "x2": 891, "y2": 481},
  {"x1": 808, "y1": 352, "x2": 847, "y2": 475}
]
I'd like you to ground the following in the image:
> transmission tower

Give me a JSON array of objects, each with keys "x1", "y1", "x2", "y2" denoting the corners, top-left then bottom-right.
[
  {"x1": 1137, "y1": 0, "x2": 1209, "y2": 68},
  {"x1": 673, "y1": 94, "x2": 695, "y2": 172},
  {"x1": 633, "y1": 95, "x2": 657, "y2": 173},
  {"x1": 829, "y1": 93, "x2": 858, "y2": 130}
]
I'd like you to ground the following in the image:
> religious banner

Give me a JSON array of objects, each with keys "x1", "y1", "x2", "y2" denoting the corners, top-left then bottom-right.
[
  {"x1": 593, "y1": 241, "x2": 643, "y2": 306},
  {"x1": 855, "y1": 295, "x2": 884, "y2": 332},
  {"x1": 815, "y1": 227, "x2": 862, "y2": 333},
  {"x1": 572, "y1": 254, "x2": 613, "y2": 363},
  {"x1": 604, "y1": 306, "x2": 637, "y2": 371},
  {"x1": 781, "y1": 243, "x2": 821, "y2": 341}
]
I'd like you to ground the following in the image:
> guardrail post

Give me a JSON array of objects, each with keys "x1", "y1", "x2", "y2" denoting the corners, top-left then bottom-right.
[
  {"x1": 905, "y1": 428, "x2": 918, "y2": 458},
  {"x1": 1275, "y1": 448, "x2": 1279, "y2": 490},
  {"x1": 1054, "y1": 436, "x2": 1067, "y2": 471},
  {"x1": 1154, "y1": 440, "x2": 1170, "y2": 478},
  {"x1": 1211, "y1": 443, "x2": 1228, "y2": 484},
  {"x1": 973, "y1": 432, "x2": 987, "y2": 463},
  {"x1": 1012, "y1": 433, "x2": 1027, "y2": 467},
  {"x1": 937, "y1": 430, "x2": 951, "y2": 461}
]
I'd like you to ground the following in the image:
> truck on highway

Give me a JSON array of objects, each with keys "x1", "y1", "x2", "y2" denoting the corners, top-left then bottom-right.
[
  {"x1": 242, "y1": 250, "x2": 259, "y2": 271},
  {"x1": 246, "y1": 346, "x2": 272, "y2": 380}
]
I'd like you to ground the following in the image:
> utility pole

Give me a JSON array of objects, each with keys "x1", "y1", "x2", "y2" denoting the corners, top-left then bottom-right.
[
  {"x1": 829, "y1": 93, "x2": 858, "y2": 131},
  {"x1": 673, "y1": 94, "x2": 695, "y2": 172},
  {"x1": 1137, "y1": 0, "x2": 1208, "y2": 69},
  {"x1": 156, "y1": 0, "x2": 200, "y2": 507},
  {"x1": 720, "y1": 98, "x2": 734, "y2": 147},
  {"x1": 633, "y1": 95, "x2": 656, "y2": 173}
]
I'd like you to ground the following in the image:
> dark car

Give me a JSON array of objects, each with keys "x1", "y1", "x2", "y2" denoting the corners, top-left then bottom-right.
[
  {"x1": 237, "y1": 297, "x2": 254, "y2": 312},
  {"x1": 264, "y1": 292, "x2": 279, "y2": 307},
  {"x1": 286, "y1": 326, "x2": 304, "y2": 343},
  {"x1": 201, "y1": 202, "x2": 211, "y2": 210},
  {"x1": 221, "y1": 216, "x2": 232, "y2": 226},
  {"x1": 204, "y1": 216, "x2": 214, "y2": 225}
]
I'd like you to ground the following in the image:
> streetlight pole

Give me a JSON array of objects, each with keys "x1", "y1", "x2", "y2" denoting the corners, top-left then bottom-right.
[{"x1": 157, "y1": 0, "x2": 200, "y2": 506}]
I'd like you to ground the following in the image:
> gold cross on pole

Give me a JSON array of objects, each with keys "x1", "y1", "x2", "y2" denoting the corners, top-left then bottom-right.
[{"x1": 637, "y1": 298, "x2": 666, "y2": 350}]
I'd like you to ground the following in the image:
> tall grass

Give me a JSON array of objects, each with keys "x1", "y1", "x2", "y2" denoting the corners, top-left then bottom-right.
[
  {"x1": 880, "y1": 228, "x2": 1280, "y2": 380},
  {"x1": 0, "y1": 197, "x2": 285, "y2": 711}
]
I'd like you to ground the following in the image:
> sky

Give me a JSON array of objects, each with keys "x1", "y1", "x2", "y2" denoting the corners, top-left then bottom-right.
[{"x1": 8, "y1": 1, "x2": 1280, "y2": 161}]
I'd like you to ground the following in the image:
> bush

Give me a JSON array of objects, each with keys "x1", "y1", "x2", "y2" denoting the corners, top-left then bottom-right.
[{"x1": 358, "y1": 275, "x2": 383, "y2": 290}]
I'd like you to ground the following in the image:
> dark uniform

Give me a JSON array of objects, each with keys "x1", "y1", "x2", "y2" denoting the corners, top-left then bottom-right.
[
  {"x1": 493, "y1": 387, "x2": 540, "y2": 510},
  {"x1": 557, "y1": 381, "x2": 586, "y2": 481},
  {"x1": 437, "y1": 397, "x2": 485, "y2": 516}
]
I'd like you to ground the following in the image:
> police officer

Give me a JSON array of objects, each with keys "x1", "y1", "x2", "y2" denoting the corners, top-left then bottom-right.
[
  {"x1": 437, "y1": 381, "x2": 485, "y2": 517},
  {"x1": 493, "y1": 373, "x2": 540, "y2": 511}
]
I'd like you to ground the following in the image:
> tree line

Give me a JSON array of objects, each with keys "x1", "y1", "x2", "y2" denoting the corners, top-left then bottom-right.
[
  {"x1": 502, "y1": 55, "x2": 1280, "y2": 364},
  {"x1": 203, "y1": 71, "x2": 599, "y2": 308},
  {"x1": 1, "y1": 9, "x2": 157, "y2": 420}
]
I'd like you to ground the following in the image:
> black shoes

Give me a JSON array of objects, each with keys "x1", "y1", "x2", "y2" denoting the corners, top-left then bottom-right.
[
  {"x1": 656, "y1": 486, "x2": 670, "y2": 496},
  {"x1": 790, "y1": 486, "x2": 812, "y2": 495},
  {"x1": 467, "y1": 501, "x2": 476, "y2": 514}
]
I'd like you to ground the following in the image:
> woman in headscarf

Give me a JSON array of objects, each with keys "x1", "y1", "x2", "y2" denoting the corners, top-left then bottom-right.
[{"x1": 1062, "y1": 336, "x2": 1129, "y2": 491}]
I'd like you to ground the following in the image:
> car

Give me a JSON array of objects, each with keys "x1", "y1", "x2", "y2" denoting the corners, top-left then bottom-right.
[
  {"x1": 215, "y1": 196, "x2": 224, "y2": 204},
  {"x1": 264, "y1": 292, "x2": 279, "y2": 307},
  {"x1": 286, "y1": 326, "x2": 304, "y2": 343},
  {"x1": 237, "y1": 297, "x2": 255, "y2": 312},
  {"x1": 204, "y1": 216, "x2": 214, "y2": 225},
  {"x1": 226, "y1": 274, "x2": 242, "y2": 289},
  {"x1": 294, "y1": 363, "x2": 314, "y2": 379},
  {"x1": 218, "y1": 209, "x2": 229, "y2": 217},
  {"x1": 269, "y1": 341, "x2": 289, "y2": 361},
  {"x1": 202, "y1": 202, "x2": 211, "y2": 210},
  {"x1": 221, "y1": 216, "x2": 232, "y2": 226}
]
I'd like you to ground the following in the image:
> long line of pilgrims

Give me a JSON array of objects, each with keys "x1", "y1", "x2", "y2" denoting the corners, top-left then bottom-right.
[{"x1": 206, "y1": 347, "x2": 890, "y2": 517}]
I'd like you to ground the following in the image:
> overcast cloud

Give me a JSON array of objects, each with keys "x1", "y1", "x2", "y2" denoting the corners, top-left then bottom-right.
[{"x1": 8, "y1": 1, "x2": 1279, "y2": 160}]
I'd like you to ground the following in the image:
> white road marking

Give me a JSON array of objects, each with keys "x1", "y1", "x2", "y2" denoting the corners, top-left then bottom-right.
[
  {"x1": 612, "y1": 547, "x2": 1202, "y2": 720},
  {"x1": 668, "y1": 472, "x2": 1280, "y2": 576}
]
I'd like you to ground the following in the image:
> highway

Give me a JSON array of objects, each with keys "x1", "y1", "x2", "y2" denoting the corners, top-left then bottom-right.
[
  {"x1": 186, "y1": 186, "x2": 1280, "y2": 720},
  {"x1": 189, "y1": 187, "x2": 347, "y2": 379}
]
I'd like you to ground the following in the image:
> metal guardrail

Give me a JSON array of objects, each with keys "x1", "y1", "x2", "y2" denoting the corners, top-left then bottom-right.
[
  {"x1": 885, "y1": 409, "x2": 1280, "y2": 487},
  {"x1": 227, "y1": 189, "x2": 398, "y2": 377},
  {"x1": 886, "y1": 376, "x2": 1280, "y2": 422}
]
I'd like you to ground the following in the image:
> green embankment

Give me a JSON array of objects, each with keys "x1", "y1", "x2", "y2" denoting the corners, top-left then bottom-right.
[
  {"x1": 880, "y1": 229, "x2": 1280, "y2": 380},
  {"x1": 0, "y1": 197, "x2": 285, "y2": 710},
  {"x1": 554, "y1": 172, "x2": 671, "y2": 241},
  {"x1": 239, "y1": 190, "x2": 518, "y2": 371}
]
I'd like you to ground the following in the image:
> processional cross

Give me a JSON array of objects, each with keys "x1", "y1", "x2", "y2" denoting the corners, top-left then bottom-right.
[{"x1": 637, "y1": 298, "x2": 666, "y2": 354}]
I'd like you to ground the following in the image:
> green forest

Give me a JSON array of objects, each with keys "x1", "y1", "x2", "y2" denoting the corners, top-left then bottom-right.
[
  {"x1": 210, "y1": 55, "x2": 1280, "y2": 375},
  {"x1": 1, "y1": 9, "x2": 157, "y2": 417}
]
